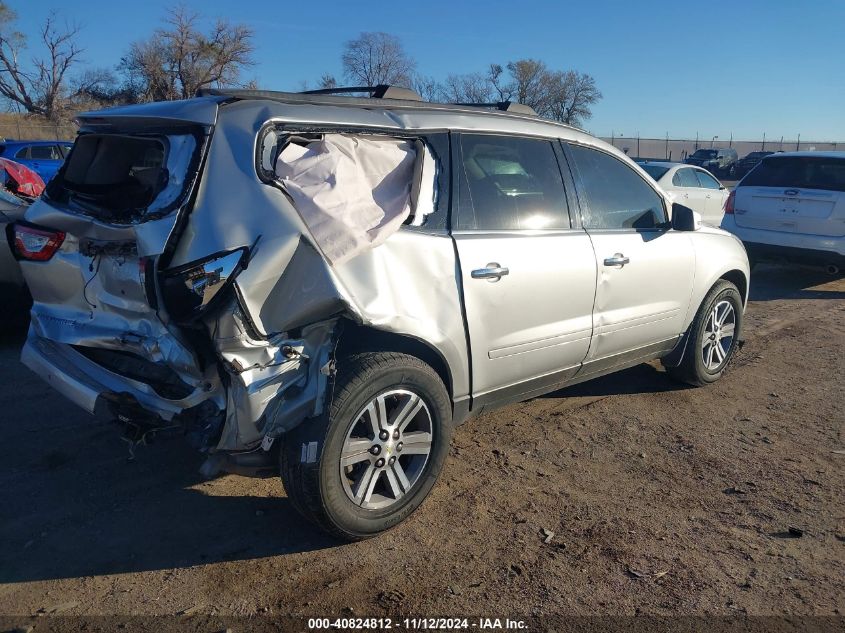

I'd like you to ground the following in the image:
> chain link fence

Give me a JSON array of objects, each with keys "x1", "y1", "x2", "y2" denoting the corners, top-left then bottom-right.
[
  {"x1": 597, "y1": 134, "x2": 843, "y2": 162},
  {"x1": 0, "y1": 119, "x2": 77, "y2": 142}
]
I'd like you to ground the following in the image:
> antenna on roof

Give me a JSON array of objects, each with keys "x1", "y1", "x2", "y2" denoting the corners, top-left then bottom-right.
[
  {"x1": 299, "y1": 85, "x2": 422, "y2": 101},
  {"x1": 455, "y1": 101, "x2": 537, "y2": 116}
]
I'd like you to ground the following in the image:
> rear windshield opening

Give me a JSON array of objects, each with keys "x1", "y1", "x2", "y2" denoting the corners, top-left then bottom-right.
[
  {"x1": 59, "y1": 135, "x2": 165, "y2": 213},
  {"x1": 46, "y1": 131, "x2": 200, "y2": 223},
  {"x1": 740, "y1": 156, "x2": 845, "y2": 192}
]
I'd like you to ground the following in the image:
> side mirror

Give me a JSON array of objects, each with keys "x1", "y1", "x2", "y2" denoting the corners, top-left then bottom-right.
[
  {"x1": 672, "y1": 203, "x2": 701, "y2": 231},
  {"x1": 719, "y1": 185, "x2": 726, "y2": 190}
]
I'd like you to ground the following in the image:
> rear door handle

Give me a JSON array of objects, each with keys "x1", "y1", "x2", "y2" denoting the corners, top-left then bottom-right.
[
  {"x1": 471, "y1": 263, "x2": 509, "y2": 281},
  {"x1": 603, "y1": 254, "x2": 630, "y2": 267}
]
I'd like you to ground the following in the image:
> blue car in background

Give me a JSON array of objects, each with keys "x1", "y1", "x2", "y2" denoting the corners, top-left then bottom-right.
[{"x1": 0, "y1": 140, "x2": 73, "y2": 183}]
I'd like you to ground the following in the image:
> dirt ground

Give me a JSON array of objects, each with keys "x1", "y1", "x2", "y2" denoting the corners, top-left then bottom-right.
[{"x1": 0, "y1": 264, "x2": 843, "y2": 627}]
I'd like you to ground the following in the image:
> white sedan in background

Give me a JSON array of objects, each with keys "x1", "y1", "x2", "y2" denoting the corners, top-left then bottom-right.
[{"x1": 638, "y1": 161, "x2": 730, "y2": 226}]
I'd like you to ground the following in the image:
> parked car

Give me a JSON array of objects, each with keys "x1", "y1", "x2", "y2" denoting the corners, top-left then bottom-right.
[
  {"x1": 14, "y1": 87, "x2": 749, "y2": 539},
  {"x1": 0, "y1": 158, "x2": 44, "y2": 320},
  {"x1": 733, "y1": 151, "x2": 775, "y2": 178},
  {"x1": 684, "y1": 148, "x2": 738, "y2": 177},
  {"x1": 0, "y1": 140, "x2": 73, "y2": 183},
  {"x1": 637, "y1": 161, "x2": 729, "y2": 226},
  {"x1": 721, "y1": 151, "x2": 845, "y2": 272}
]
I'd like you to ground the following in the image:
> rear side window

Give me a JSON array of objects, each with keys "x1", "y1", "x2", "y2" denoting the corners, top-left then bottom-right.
[
  {"x1": 741, "y1": 156, "x2": 845, "y2": 192},
  {"x1": 457, "y1": 134, "x2": 569, "y2": 231},
  {"x1": 30, "y1": 145, "x2": 62, "y2": 160},
  {"x1": 695, "y1": 170, "x2": 721, "y2": 190},
  {"x1": 672, "y1": 168, "x2": 700, "y2": 187},
  {"x1": 568, "y1": 144, "x2": 667, "y2": 230}
]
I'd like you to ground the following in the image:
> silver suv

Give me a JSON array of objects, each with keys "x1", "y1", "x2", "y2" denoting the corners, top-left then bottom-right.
[{"x1": 11, "y1": 87, "x2": 750, "y2": 539}]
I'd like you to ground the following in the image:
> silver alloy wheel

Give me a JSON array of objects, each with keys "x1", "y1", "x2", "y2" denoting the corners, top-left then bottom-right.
[
  {"x1": 701, "y1": 299, "x2": 736, "y2": 371},
  {"x1": 340, "y1": 389, "x2": 433, "y2": 510}
]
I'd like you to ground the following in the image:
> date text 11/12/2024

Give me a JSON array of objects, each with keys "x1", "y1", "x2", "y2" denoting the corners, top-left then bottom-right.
[{"x1": 307, "y1": 617, "x2": 529, "y2": 630}]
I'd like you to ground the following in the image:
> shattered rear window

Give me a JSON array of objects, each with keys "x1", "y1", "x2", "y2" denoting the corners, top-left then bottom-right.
[{"x1": 46, "y1": 132, "x2": 201, "y2": 223}]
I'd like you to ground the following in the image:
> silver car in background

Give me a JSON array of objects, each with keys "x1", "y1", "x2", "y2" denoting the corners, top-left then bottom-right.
[{"x1": 12, "y1": 87, "x2": 750, "y2": 539}]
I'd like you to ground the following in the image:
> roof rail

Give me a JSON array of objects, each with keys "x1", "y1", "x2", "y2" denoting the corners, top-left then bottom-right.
[
  {"x1": 455, "y1": 101, "x2": 537, "y2": 116},
  {"x1": 300, "y1": 84, "x2": 422, "y2": 101}
]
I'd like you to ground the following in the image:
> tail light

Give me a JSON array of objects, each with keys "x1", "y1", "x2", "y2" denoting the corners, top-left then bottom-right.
[
  {"x1": 724, "y1": 190, "x2": 736, "y2": 214},
  {"x1": 160, "y1": 248, "x2": 247, "y2": 322},
  {"x1": 11, "y1": 224, "x2": 66, "y2": 261}
]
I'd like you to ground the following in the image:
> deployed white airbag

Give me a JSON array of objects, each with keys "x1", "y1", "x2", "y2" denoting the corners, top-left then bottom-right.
[{"x1": 276, "y1": 134, "x2": 419, "y2": 265}]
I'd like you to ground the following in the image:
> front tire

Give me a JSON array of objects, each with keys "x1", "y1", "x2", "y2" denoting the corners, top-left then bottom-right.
[
  {"x1": 280, "y1": 352, "x2": 452, "y2": 540},
  {"x1": 665, "y1": 280, "x2": 743, "y2": 386}
]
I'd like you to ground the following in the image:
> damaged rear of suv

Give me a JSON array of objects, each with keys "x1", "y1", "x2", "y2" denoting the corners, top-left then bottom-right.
[{"x1": 14, "y1": 87, "x2": 749, "y2": 540}]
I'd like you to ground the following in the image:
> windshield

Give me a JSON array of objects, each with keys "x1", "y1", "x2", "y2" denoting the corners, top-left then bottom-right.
[
  {"x1": 692, "y1": 150, "x2": 717, "y2": 158},
  {"x1": 741, "y1": 156, "x2": 845, "y2": 192},
  {"x1": 744, "y1": 152, "x2": 770, "y2": 160},
  {"x1": 640, "y1": 164, "x2": 670, "y2": 181}
]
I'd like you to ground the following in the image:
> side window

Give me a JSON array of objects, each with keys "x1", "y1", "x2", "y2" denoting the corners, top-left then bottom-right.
[
  {"x1": 15, "y1": 146, "x2": 29, "y2": 160},
  {"x1": 458, "y1": 134, "x2": 570, "y2": 231},
  {"x1": 673, "y1": 168, "x2": 700, "y2": 188},
  {"x1": 30, "y1": 145, "x2": 61, "y2": 160},
  {"x1": 695, "y1": 170, "x2": 721, "y2": 190},
  {"x1": 568, "y1": 144, "x2": 667, "y2": 230}
]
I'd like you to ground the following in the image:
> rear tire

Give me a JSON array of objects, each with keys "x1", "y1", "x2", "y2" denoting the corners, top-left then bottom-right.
[
  {"x1": 665, "y1": 280, "x2": 742, "y2": 386},
  {"x1": 280, "y1": 352, "x2": 452, "y2": 541}
]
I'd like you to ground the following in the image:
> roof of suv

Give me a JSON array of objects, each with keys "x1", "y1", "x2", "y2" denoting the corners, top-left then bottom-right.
[
  {"x1": 77, "y1": 89, "x2": 582, "y2": 135},
  {"x1": 760, "y1": 151, "x2": 845, "y2": 159},
  {"x1": 74, "y1": 88, "x2": 636, "y2": 170}
]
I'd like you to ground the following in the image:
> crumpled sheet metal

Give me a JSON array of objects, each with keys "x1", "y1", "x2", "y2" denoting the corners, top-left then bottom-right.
[{"x1": 210, "y1": 300, "x2": 337, "y2": 450}]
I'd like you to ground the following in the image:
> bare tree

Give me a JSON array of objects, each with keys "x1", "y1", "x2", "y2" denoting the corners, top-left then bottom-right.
[
  {"x1": 120, "y1": 7, "x2": 254, "y2": 102},
  {"x1": 545, "y1": 70, "x2": 602, "y2": 127},
  {"x1": 0, "y1": 3, "x2": 84, "y2": 120},
  {"x1": 318, "y1": 73, "x2": 337, "y2": 89},
  {"x1": 341, "y1": 32, "x2": 416, "y2": 87},
  {"x1": 432, "y1": 60, "x2": 600, "y2": 125},
  {"x1": 440, "y1": 72, "x2": 495, "y2": 103}
]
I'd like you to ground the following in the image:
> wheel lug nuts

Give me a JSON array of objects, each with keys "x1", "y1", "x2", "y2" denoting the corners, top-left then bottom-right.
[
  {"x1": 379, "y1": 430, "x2": 389, "y2": 441},
  {"x1": 392, "y1": 430, "x2": 400, "y2": 439},
  {"x1": 375, "y1": 457, "x2": 386, "y2": 468},
  {"x1": 370, "y1": 445, "x2": 381, "y2": 455},
  {"x1": 396, "y1": 442, "x2": 403, "y2": 453},
  {"x1": 388, "y1": 456, "x2": 396, "y2": 465}
]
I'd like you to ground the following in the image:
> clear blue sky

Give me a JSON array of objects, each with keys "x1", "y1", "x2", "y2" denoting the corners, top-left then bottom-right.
[{"x1": 8, "y1": 0, "x2": 845, "y2": 140}]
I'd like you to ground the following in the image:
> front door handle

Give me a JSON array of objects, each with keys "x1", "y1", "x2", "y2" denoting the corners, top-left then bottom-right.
[
  {"x1": 603, "y1": 253, "x2": 630, "y2": 267},
  {"x1": 471, "y1": 263, "x2": 509, "y2": 281}
]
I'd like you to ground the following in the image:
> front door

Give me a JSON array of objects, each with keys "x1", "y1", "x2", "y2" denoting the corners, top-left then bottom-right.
[
  {"x1": 452, "y1": 133, "x2": 597, "y2": 403},
  {"x1": 565, "y1": 142, "x2": 695, "y2": 365}
]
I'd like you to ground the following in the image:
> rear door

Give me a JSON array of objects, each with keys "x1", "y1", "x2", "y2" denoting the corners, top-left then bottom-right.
[
  {"x1": 672, "y1": 167, "x2": 708, "y2": 217},
  {"x1": 734, "y1": 155, "x2": 845, "y2": 237},
  {"x1": 693, "y1": 168, "x2": 727, "y2": 226},
  {"x1": 564, "y1": 142, "x2": 695, "y2": 364},
  {"x1": 452, "y1": 133, "x2": 596, "y2": 403}
]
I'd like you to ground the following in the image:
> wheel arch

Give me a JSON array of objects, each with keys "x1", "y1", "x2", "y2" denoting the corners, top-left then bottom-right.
[
  {"x1": 719, "y1": 268, "x2": 749, "y2": 306},
  {"x1": 335, "y1": 319, "x2": 454, "y2": 402}
]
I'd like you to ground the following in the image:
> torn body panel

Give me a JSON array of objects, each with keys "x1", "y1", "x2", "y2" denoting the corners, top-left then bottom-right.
[{"x1": 209, "y1": 300, "x2": 338, "y2": 450}]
